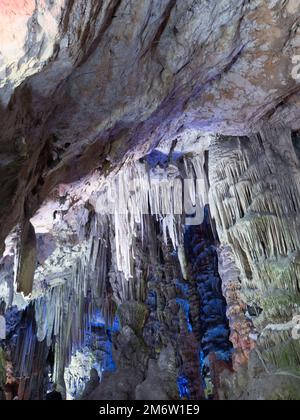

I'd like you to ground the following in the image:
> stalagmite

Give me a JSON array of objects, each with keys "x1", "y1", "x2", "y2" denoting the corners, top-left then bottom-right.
[
  {"x1": 15, "y1": 221, "x2": 37, "y2": 297},
  {"x1": 217, "y1": 245, "x2": 255, "y2": 370}
]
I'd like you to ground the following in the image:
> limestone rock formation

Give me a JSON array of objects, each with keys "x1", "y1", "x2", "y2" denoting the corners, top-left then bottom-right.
[
  {"x1": 0, "y1": 0, "x2": 300, "y2": 401},
  {"x1": 15, "y1": 221, "x2": 37, "y2": 296},
  {"x1": 209, "y1": 129, "x2": 300, "y2": 398}
]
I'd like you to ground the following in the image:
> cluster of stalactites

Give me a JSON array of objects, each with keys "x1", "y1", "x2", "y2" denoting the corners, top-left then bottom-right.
[
  {"x1": 95, "y1": 152, "x2": 208, "y2": 280},
  {"x1": 33, "y1": 217, "x2": 111, "y2": 384},
  {"x1": 209, "y1": 129, "x2": 300, "y2": 303},
  {"x1": 209, "y1": 128, "x2": 300, "y2": 374},
  {"x1": 29, "y1": 151, "x2": 208, "y2": 387}
]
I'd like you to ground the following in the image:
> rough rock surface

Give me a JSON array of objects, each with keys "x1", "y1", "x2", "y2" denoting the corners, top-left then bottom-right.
[{"x1": 1, "y1": 0, "x2": 300, "y2": 255}]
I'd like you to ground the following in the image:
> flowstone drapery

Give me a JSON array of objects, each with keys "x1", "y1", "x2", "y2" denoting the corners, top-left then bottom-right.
[{"x1": 209, "y1": 128, "x2": 300, "y2": 399}]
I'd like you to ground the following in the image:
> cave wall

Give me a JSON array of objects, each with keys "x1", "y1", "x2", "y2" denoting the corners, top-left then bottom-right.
[{"x1": 0, "y1": 0, "x2": 300, "y2": 401}]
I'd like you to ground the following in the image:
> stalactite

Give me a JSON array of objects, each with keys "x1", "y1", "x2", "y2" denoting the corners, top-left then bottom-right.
[
  {"x1": 95, "y1": 152, "x2": 208, "y2": 279},
  {"x1": 15, "y1": 221, "x2": 37, "y2": 297}
]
